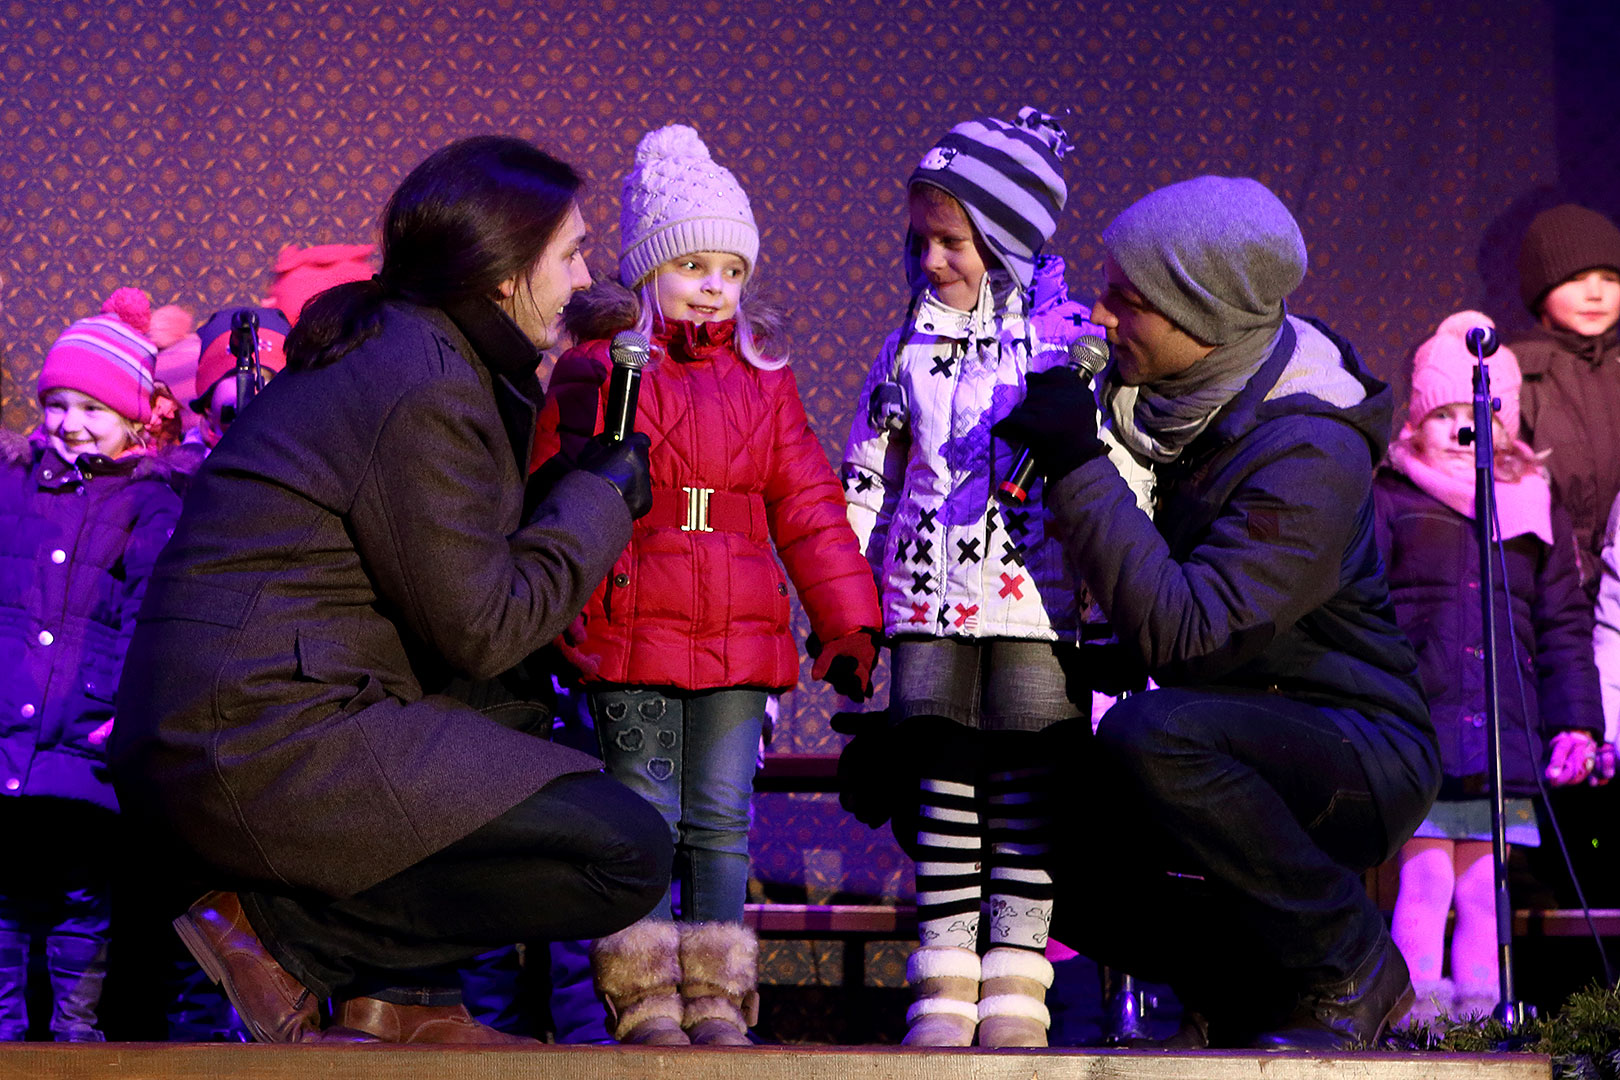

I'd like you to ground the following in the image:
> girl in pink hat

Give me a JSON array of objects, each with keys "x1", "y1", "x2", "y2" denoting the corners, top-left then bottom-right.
[
  {"x1": 534, "y1": 123, "x2": 881, "y2": 1047},
  {"x1": 0, "y1": 287, "x2": 183, "y2": 1041},
  {"x1": 1375, "y1": 311, "x2": 1606, "y2": 1024}
]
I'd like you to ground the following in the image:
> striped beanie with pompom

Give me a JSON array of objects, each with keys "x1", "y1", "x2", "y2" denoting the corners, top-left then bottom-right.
[
  {"x1": 906, "y1": 106, "x2": 1072, "y2": 293},
  {"x1": 38, "y1": 287, "x2": 159, "y2": 422}
]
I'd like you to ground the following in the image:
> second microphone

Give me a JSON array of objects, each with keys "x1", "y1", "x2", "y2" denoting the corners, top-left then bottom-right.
[{"x1": 998, "y1": 334, "x2": 1111, "y2": 505}]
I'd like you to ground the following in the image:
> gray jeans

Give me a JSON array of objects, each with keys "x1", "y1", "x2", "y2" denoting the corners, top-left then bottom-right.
[{"x1": 890, "y1": 636, "x2": 1087, "y2": 731}]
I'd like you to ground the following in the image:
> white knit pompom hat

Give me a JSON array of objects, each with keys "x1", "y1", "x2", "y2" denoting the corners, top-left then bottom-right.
[{"x1": 618, "y1": 124, "x2": 760, "y2": 288}]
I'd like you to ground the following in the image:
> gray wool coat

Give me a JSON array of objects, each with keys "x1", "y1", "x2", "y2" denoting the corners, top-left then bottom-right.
[{"x1": 112, "y1": 298, "x2": 631, "y2": 898}]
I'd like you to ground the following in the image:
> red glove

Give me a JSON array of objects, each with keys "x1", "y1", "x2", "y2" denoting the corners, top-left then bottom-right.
[{"x1": 809, "y1": 629, "x2": 881, "y2": 702}]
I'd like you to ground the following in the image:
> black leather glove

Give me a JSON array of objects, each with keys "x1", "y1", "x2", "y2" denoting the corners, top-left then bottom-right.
[
  {"x1": 576, "y1": 432, "x2": 652, "y2": 519},
  {"x1": 990, "y1": 367, "x2": 1106, "y2": 484}
]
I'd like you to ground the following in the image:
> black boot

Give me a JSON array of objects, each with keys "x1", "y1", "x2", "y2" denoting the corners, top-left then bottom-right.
[{"x1": 1252, "y1": 936, "x2": 1414, "y2": 1051}]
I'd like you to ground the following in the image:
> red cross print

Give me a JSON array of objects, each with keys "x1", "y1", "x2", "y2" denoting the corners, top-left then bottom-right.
[
  {"x1": 998, "y1": 573, "x2": 1026, "y2": 600},
  {"x1": 908, "y1": 601, "x2": 931, "y2": 624},
  {"x1": 953, "y1": 603, "x2": 979, "y2": 628}
]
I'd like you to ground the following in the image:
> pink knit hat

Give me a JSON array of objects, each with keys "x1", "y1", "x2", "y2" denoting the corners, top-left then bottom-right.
[
  {"x1": 618, "y1": 125, "x2": 759, "y2": 288},
  {"x1": 1408, "y1": 310, "x2": 1521, "y2": 436},
  {"x1": 262, "y1": 242, "x2": 376, "y2": 324},
  {"x1": 38, "y1": 287, "x2": 159, "y2": 422}
]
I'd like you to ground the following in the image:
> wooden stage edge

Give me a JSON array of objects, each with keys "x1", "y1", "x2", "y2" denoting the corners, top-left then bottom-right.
[{"x1": 0, "y1": 1044, "x2": 1553, "y2": 1080}]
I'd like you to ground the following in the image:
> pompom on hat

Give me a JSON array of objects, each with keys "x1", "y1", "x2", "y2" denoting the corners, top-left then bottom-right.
[
  {"x1": 262, "y1": 242, "x2": 376, "y2": 324},
  {"x1": 618, "y1": 125, "x2": 759, "y2": 288},
  {"x1": 192, "y1": 306, "x2": 291, "y2": 407},
  {"x1": 1407, "y1": 310, "x2": 1522, "y2": 436},
  {"x1": 38, "y1": 287, "x2": 160, "y2": 422},
  {"x1": 1517, "y1": 204, "x2": 1620, "y2": 315},
  {"x1": 906, "y1": 106, "x2": 1072, "y2": 293}
]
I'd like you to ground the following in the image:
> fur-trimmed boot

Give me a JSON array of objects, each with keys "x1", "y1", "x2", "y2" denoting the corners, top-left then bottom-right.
[
  {"x1": 677, "y1": 922, "x2": 759, "y2": 1046},
  {"x1": 1402, "y1": 978, "x2": 1454, "y2": 1027},
  {"x1": 976, "y1": 946, "x2": 1053, "y2": 1048},
  {"x1": 589, "y1": 918, "x2": 689, "y2": 1046},
  {"x1": 1451, "y1": 981, "x2": 1498, "y2": 1022},
  {"x1": 902, "y1": 945, "x2": 980, "y2": 1046}
]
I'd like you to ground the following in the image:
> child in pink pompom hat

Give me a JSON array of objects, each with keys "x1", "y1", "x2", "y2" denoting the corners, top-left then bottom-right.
[
  {"x1": 0, "y1": 287, "x2": 184, "y2": 1042},
  {"x1": 1376, "y1": 310, "x2": 1606, "y2": 1024}
]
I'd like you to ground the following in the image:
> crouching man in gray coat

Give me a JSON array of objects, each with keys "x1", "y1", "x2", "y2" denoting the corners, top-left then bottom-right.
[
  {"x1": 993, "y1": 176, "x2": 1439, "y2": 1049},
  {"x1": 112, "y1": 137, "x2": 668, "y2": 1044}
]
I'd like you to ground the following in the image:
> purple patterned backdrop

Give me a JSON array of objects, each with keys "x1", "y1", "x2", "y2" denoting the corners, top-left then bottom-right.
[{"x1": 1, "y1": 0, "x2": 1615, "y2": 942}]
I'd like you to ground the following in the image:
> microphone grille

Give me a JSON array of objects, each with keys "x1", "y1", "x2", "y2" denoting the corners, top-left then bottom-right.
[
  {"x1": 609, "y1": 330, "x2": 651, "y2": 370},
  {"x1": 1068, "y1": 334, "x2": 1110, "y2": 376}
]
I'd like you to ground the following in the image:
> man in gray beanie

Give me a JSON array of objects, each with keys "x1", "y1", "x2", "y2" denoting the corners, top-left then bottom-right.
[{"x1": 994, "y1": 176, "x2": 1438, "y2": 1049}]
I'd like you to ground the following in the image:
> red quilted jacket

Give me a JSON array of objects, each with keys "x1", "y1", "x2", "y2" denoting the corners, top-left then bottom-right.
[{"x1": 533, "y1": 318, "x2": 879, "y2": 690}]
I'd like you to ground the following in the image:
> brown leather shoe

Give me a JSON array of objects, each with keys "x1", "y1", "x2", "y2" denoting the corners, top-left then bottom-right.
[
  {"x1": 172, "y1": 891, "x2": 324, "y2": 1043},
  {"x1": 333, "y1": 996, "x2": 539, "y2": 1044}
]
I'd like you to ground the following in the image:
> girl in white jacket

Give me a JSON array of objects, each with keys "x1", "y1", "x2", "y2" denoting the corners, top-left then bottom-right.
[{"x1": 841, "y1": 108, "x2": 1149, "y2": 1049}]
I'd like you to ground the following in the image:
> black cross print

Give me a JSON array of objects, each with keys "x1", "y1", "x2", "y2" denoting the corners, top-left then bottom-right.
[
  {"x1": 1000, "y1": 540, "x2": 1027, "y2": 567},
  {"x1": 956, "y1": 538, "x2": 981, "y2": 564},
  {"x1": 1003, "y1": 509, "x2": 1031, "y2": 539},
  {"x1": 847, "y1": 471, "x2": 875, "y2": 493},
  {"x1": 910, "y1": 571, "x2": 935, "y2": 595},
  {"x1": 914, "y1": 539, "x2": 934, "y2": 566},
  {"x1": 930, "y1": 355, "x2": 956, "y2": 377},
  {"x1": 917, "y1": 509, "x2": 937, "y2": 534},
  {"x1": 895, "y1": 539, "x2": 912, "y2": 563}
]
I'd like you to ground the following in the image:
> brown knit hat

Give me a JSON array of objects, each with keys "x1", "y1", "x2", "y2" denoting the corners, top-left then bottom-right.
[{"x1": 1518, "y1": 203, "x2": 1620, "y2": 314}]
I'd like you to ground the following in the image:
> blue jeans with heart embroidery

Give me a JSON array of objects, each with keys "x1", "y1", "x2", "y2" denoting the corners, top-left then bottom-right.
[{"x1": 589, "y1": 687, "x2": 768, "y2": 923}]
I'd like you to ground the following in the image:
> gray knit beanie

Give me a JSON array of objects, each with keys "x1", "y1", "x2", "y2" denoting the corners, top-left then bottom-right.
[{"x1": 1102, "y1": 176, "x2": 1306, "y2": 346}]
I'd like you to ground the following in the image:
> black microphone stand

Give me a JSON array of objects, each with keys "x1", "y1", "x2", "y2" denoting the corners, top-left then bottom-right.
[
  {"x1": 1457, "y1": 326, "x2": 1529, "y2": 1032},
  {"x1": 230, "y1": 309, "x2": 262, "y2": 417}
]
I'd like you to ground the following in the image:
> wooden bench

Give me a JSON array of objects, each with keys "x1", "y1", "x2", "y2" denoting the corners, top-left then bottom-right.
[{"x1": 754, "y1": 752, "x2": 1620, "y2": 943}]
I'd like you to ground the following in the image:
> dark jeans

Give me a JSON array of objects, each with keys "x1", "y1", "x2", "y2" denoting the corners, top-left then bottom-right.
[
  {"x1": 242, "y1": 771, "x2": 671, "y2": 1004},
  {"x1": 1053, "y1": 687, "x2": 1428, "y2": 1017}
]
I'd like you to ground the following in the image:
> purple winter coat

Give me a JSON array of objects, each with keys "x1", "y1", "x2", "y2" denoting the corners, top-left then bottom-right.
[
  {"x1": 1372, "y1": 467, "x2": 1602, "y2": 797},
  {"x1": 0, "y1": 433, "x2": 182, "y2": 812}
]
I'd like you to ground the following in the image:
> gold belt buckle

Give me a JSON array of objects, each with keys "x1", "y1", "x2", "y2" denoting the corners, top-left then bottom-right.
[{"x1": 683, "y1": 487, "x2": 714, "y2": 532}]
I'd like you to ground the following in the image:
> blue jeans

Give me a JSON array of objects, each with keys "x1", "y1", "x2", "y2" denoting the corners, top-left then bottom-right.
[{"x1": 590, "y1": 687, "x2": 767, "y2": 923}]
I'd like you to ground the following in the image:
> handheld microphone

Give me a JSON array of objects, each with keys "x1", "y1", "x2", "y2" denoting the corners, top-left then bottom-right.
[
  {"x1": 604, "y1": 330, "x2": 652, "y2": 442},
  {"x1": 998, "y1": 334, "x2": 1111, "y2": 506},
  {"x1": 229, "y1": 309, "x2": 261, "y2": 415},
  {"x1": 1465, "y1": 325, "x2": 1499, "y2": 358}
]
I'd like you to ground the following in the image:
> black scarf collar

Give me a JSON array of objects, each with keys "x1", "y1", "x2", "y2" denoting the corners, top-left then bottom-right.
[{"x1": 439, "y1": 295, "x2": 542, "y2": 381}]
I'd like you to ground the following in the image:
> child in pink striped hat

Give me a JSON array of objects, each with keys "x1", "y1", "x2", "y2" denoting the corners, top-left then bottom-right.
[{"x1": 0, "y1": 287, "x2": 183, "y2": 1041}]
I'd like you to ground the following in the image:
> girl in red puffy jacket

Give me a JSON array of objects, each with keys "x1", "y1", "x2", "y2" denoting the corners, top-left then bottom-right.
[{"x1": 532, "y1": 124, "x2": 881, "y2": 1047}]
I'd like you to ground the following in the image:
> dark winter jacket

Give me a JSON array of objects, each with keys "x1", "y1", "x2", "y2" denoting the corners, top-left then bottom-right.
[
  {"x1": 1513, "y1": 323, "x2": 1620, "y2": 599},
  {"x1": 0, "y1": 434, "x2": 182, "y2": 812},
  {"x1": 1373, "y1": 468, "x2": 1602, "y2": 797},
  {"x1": 111, "y1": 298, "x2": 631, "y2": 898},
  {"x1": 534, "y1": 313, "x2": 878, "y2": 691},
  {"x1": 1049, "y1": 317, "x2": 1438, "y2": 826}
]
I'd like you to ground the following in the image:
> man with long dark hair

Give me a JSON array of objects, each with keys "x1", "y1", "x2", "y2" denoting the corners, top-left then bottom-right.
[{"x1": 112, "y1": 136, "x2": 666, "y2": 1044}]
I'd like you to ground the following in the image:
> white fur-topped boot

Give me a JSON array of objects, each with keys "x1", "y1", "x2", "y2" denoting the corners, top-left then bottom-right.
[
  {"x1": 902, "y1": 945, "x2": 981, "y2": 1046},
  {"x1": 976, "y1": 946, "x2": 1054, "y2": 1047}
]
